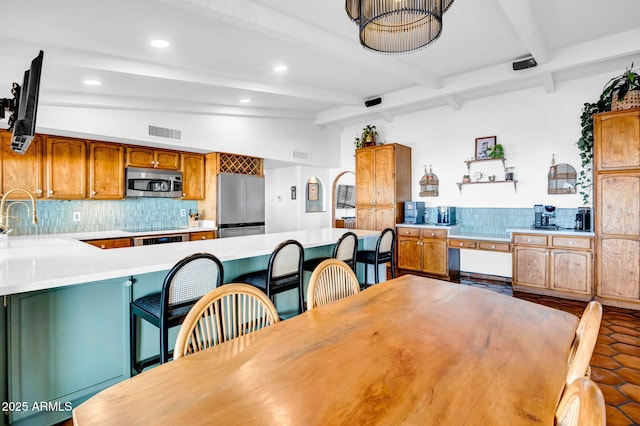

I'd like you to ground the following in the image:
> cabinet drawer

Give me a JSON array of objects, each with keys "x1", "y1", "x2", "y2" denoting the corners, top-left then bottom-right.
[
  {"x1": 513, "y1": 234, "x2": 548, "y2": 246},
  {"x1": 421, "y1": 229, "x2": 448, "y2": 239},
  {"x1": 552, "y1": 236, "x2": 592, "y2": 249},
  {"x1": 449, "y1": 239, "x2": 477, "y2": 249},
  {"x1": 478, "y1": 241, "x2": 511, "y2": 252},
  {"x1": 190, "y1": 231, "x2": 215, "y2": 240},
  {"x1": 397, "y1": 227, "x2": 420, "y2": 237},
  {"x1": 84, "y1": 238, "x2": 132, "y2": 249}
]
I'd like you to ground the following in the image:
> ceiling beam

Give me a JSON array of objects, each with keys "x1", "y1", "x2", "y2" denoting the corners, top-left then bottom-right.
[{"x1": 495, "y1": 0, "x2": 549, "y2": 64}]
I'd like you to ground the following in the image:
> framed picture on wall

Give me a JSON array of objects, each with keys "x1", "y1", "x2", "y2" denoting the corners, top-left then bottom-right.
[
  {"x1": 307, "y1": 183, "x2": 319, "y2": 201},
  {"x1": 475, "y1": 136, "x2": 496, "y2": 160}
]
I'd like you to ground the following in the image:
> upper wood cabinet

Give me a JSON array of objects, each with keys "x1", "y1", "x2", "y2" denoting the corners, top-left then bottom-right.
[
  {"x1": 355, "y1": 143, "x2": 411, "y2": 231},
  {"x1": 88, "y1": 142, "x2": 124, "y2": 199},
  {"x1": 594, "y1": 108, "x2": 640, "y2": 171},
  {"x1": 594, "y1": 109, "x2": 640, "y2": 310},
  {"x1": 126, "y1": 146, "x2": 180, "y2": 170},
  {"x1": 0, "y1": 130, "x2": 44, "y2": 197},
  {"x1": 45, "y1": 136, "x2": 87, "y2": 199},
  {"x1": 181, "y1": 153, "x2": 205, "y2": 200}
]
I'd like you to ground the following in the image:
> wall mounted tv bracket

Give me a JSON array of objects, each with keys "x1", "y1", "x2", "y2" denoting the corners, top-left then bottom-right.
[{"x1": 0, "y1": 82, "x2": 21, "y2": 130}]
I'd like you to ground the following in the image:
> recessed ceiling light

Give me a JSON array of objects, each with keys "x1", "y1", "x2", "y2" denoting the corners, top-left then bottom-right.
[
  {"x1": 240, "y1": 99, "x2": 251, "y2": 104},
  {"x1": 150, "y1": 39, "x2": 170, "y2": 48},
  {"x1": 83, "y1": 80, "x2": 101, "y2": 86},
  {"x1": 274, "y1": 65, "x2": 288, "y2": 72}
]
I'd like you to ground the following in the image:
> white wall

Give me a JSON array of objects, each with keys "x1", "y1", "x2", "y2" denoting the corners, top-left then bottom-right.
[
  {"x1": 265, "y1": 165, "x2": 331, "y2": 233},
  {"x1": 35, "y1": 106, "x2": 342, "y2": 168},
  {"x1": 339, "y1": 73, "x2": 609, "y2": 209}
]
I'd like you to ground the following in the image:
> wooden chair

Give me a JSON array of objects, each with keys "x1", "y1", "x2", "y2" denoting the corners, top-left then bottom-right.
[
  {"x1": 566, "y1": 301, "x2": 603, "y2": 387},
  {"x1": 303, "y1": 231, "x2": 358, "y2": 273},
  {"x1": 307, "y1": 259, "x2": 360, "y2": 310},
  {"x1": 174, "y1": 283, "x2": 279, "y2": 359},
  {"x1": 555, "y1": 378, "x2": 606, "y2": 426},
  {"x1": 130, "y1": 253, "x2": 223, "y2": 375},
  {"x1": 234, "y1": 239, "x2": 305, "y2": 317},
  {"x1": 356, "y1": 227, "x2": 396, "y2": 287}
]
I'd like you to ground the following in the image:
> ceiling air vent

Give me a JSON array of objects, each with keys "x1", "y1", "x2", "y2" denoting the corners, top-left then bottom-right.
[
  {"x1": 292, "y1": 150, "x2": 309, "y2": 160},
  {"x1": 148, "y1": 125, "x2": 182, "y2": 140}
]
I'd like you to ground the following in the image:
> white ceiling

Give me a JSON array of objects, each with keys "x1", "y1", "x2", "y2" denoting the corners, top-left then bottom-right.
[{"x1": 1, "y1": 0, "x2": 640, "y2": 128}]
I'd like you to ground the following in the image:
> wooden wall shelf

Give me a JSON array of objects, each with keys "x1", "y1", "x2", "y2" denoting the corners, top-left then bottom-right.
[{"x1": 456, "y1": 180, "x2": 518, "y2": 193}]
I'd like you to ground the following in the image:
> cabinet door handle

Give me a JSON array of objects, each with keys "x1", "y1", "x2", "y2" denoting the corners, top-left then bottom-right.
[
  {"x1": 91, "y1": 191, "x2": 97, "y2": 195},
  {"x1": 491, "y1": 245, "x2": 496, "y2": 249},
  {"x1": 568, "y1": 241, "x2": 574, "y2": 245},
  {"x1": 431, "y1": 233, "x2": 435, "y2": 237},
  {"x1": 459, "y1": 242, "x2": 464, "y2": 246},
  {"x1": 123, "y1": 280, "x2": 133, "y2": 287},
  {"x1": 48, "y1": 190, "x2": 54, "y2": 195},
  {"x1": 100, "y1": 244, "x2": 106, "y2": 249},
  {"x1": 35, "y1": 189, "x2": 43, "y2": 194}
]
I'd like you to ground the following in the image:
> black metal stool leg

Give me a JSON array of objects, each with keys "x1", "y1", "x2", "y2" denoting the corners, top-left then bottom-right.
[{"x1": 130, "y1": 309, "x2": 138, "y2": 376}]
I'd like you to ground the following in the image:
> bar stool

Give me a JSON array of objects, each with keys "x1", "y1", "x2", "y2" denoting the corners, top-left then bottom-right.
[
  {"x1": 302, "y1": 231, "x2": 358, "y2": 274},
  {"x1": 130, "y1": 252, "x2": 224, "y2": 375},
  {"x1": 356, "y1": 228, "x2": 396, "y2": 287},
  {"x1": 235, "y1": 239, "x2": 305, "y2": 317}
]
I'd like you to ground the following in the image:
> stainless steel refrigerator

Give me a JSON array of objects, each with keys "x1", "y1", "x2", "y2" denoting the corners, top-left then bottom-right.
[{"x1": 217, "y1": 173, "x2": 266, "y2": 238}]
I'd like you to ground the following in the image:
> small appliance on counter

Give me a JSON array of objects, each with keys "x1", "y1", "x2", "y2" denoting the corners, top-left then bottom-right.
[
  {"x1": 532, "y1": 204, "x2": 559, "y2": 230},
  {"x1": 404, "y1": 201, "x2": 425, "y2": 224},
  {"x1": 575, "y1": 207, "x2": 591, "y2": 231},
  {"x1": 436, "y1": 206, "x2": 457, "y2": 226}
]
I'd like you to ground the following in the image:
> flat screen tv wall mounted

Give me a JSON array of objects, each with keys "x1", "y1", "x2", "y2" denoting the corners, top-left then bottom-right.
[{"x1": 0, "y1": 50, "x2": 44, "y2": 154}]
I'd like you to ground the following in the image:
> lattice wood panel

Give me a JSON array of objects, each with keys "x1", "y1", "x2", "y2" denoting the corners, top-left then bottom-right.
[{"x1": 218, "y1": 153, "x2": 263, "y2": 176}]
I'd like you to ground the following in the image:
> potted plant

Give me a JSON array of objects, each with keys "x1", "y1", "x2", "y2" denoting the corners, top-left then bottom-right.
[
  {"x1": 462, "y1": 174, "x2": 470, "y2": 183},
  {"x1": 601, "y1": 63, "x2": 640, "y2": 111},
  {"x1": 574, "y1": 64, "x2": 640, "y2": 205},
  {"x1": 361, "y1": 124, "x2": 378, "y2": 147},
  {"x1": 354, "y1": 135, "x2": 363, "y2": 149},
  {"x1": 487, "y1": 143, "x2": 504, "y2": 159}
]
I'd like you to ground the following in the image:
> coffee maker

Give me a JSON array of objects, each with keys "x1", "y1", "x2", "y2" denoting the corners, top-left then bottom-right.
[
  {"x1": 533, "y1": 204, "x2": 559, "y2": 229},
  {"x1": 404, "y1": 201, "x2": 425, "y2": 224},
  {"x1": 575, "y1": 207, "x2": 591, "y2": 231}
]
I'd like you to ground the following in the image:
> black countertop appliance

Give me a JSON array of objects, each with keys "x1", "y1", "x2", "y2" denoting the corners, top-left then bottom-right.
[{"x1": 575, "y1": 207, "x2": 591, "y2": 231}]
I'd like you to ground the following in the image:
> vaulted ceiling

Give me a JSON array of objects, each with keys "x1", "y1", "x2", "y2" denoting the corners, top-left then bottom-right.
[{"x1": 1, "y1": 0, "x2": 640, "y2": 129}]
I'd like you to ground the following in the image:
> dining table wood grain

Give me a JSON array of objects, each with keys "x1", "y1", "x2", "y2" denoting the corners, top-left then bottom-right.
[{"x1": 73, "y1": 274, "x2": 579, "y2": 425}]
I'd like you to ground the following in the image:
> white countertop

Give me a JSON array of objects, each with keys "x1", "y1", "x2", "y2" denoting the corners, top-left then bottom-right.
[
  {"x1": 0, "y1": 228, "x2": 379, "y2": 296},
  {"x1": 396, "y1": 224, "x2": 594, "y2": 241},
  {"x1": 506, "y1": 228, "x2": 595, "y2": 237}
]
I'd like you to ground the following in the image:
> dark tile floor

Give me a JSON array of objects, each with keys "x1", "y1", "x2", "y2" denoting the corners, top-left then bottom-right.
[{"x1": 457, "y1": 276, "x2": 640, "y2": 426}]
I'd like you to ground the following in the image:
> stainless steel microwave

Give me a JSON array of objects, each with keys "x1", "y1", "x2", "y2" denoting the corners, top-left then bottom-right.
[{"x1": 125, "y1": 167, "x2": 182, "y2": 198}]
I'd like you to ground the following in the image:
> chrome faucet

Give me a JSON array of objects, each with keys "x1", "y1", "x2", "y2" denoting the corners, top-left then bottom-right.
[{"x1": 0, "y1": 189, "x2": 38, "y2": 230}]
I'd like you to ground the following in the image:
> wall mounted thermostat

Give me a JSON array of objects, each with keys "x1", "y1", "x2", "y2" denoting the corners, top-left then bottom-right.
[{"x1": 290, "y1": 186, "x2": 297, "y2": 200}]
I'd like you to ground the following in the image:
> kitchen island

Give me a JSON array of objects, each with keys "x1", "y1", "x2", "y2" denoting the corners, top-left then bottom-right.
[{"x1": 0, "y1": 228, "x2": 379, "y2": 426}]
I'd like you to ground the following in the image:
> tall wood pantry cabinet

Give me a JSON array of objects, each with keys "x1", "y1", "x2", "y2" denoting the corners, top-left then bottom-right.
[
  {"x1": 593, "y1": 108, "x2": 640, "y2": 310},
  {"x1": 355, "y1": 143, "x2": 411, "y2": 231}
]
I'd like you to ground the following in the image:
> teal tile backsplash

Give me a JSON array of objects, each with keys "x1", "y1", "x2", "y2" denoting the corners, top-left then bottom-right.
[
  {"x1": 6, "y1": 198, "x2": 198, "y2": 235},
  {"x1": 422, "y1": 207, "x2": 584, "y2": 236}
]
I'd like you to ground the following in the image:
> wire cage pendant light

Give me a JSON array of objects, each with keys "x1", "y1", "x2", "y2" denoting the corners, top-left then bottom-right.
[{"x1": 346, "y1": 0, "x2": 453, "y2": 54}]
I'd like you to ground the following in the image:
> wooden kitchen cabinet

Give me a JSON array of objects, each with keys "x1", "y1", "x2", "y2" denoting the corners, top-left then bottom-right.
[
  {"x1": 594, "y1": 109, "x2": 640, "y2": 309},
  {"x1": 84, "y1": 237, "x2": 132, "y2": 249},
  {"x1": 189, "y1": 230, "x2": 216, "y2": 240},
  {"x1": 45, "y1": 136, "x2": 87, "y2": 199},
  {"x1": 126, "y1": 146, "x2": 180, "y2": 170},
  {"x1": 397, "y1": 227, "x2": 459, "y2": 279},
  {"x1": 88, "y1": 141, "x2": 124, "y2": 199},
  {"x1": 355, "y1": 144, "x2": 411, "y2": 231},
  {"x1": 181, "y1": 152, "x2": 205, "y2": 200},
  {"x1": 0, "y1": 130, "x2": 44, "y2": 197},
  {"x1": 512, "y1": 233, "x2": 593, "y2": 300}
]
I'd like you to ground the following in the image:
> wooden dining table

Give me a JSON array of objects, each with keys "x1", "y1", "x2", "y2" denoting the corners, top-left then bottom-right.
[{"x1": 73, "y1": 274, "x2": 579, "y2": 425}]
